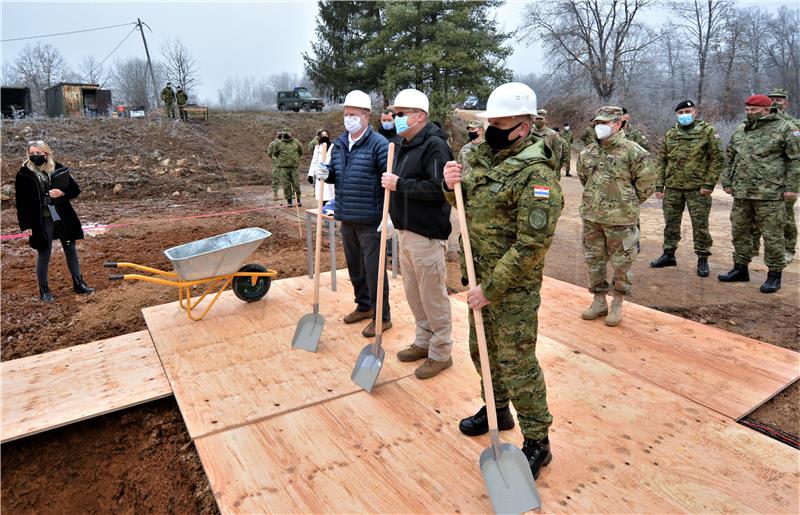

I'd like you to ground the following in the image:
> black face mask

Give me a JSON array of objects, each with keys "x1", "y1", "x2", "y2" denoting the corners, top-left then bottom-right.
[
  {"x1": 467, "y1": 131, "x2": 479, "y2": 141},
  {"x1": 318, "y1": 137, "x2": 331, "y2": 147},
  {"x1": 283, "y1": 135, "x2": 291, "y2": 140},
  {"x1": 29, "y1": 154, "x2": 47, "y2": 166},
  {"x1": 485, "y1": 122, "x2": 524, "y2": 151}
]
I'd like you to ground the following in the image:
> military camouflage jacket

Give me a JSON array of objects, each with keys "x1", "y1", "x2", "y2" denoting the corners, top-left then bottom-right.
[
  {"x1": 161, "y1": 87, "x2": 175, "y2": 103},
  {"x1": 531, "y1": 126, "x2": 566, "y2": 177},
  {"x1": 272, "y1": 137, "x2": 304, "y2": 168},
  {"x1": 723, "y1": 114, "x2": 800, "y2": 199},
  {"x1": 656, "y1": 119, "x2": 724, "y2": 192},
  {"x1": 625, "y1": 123, "x2": 650, "y2": 151},
  {"x1": 562, "y1": 128, "x2": 573, "y2": 147},
  {"x1": 176, "y1": 90, "x2": 188, "y2": 105},
  {"x1": 578, "y1": 130, "x2": 656, "y2": 225},
  {"x1": 457, "y1": 141, "x2": 477, "y2": 176},
  {"x1": 444, "y1": 135, "x2": 563, "y2": 301},
  {"x1": 266, "y1": 138, "x2": 279, "y2": 158}
]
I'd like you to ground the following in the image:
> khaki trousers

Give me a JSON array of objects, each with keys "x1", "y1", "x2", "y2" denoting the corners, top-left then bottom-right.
[{"x1": 398, "y1": 230, "x2": 452, "y2": 361}]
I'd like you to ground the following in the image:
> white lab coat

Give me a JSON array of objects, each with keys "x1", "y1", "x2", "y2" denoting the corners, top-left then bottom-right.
[{"x1": 307, "y1": 143, "x2": 335, "y2": 202}]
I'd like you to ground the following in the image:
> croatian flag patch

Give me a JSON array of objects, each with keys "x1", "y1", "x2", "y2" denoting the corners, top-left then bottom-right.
[{"x1": 533, "y1": 185, "x2": 550, "y2": 198}]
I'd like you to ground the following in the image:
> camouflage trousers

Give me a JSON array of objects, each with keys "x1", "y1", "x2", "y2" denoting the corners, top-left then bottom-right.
[
  {"x1": 469, "y1": 286, "x2": 552, "y2": 441},
  {"x1": 732, "y1": 199, "x2": 786, "y2": 271},
  {"x1": 582, "y1": 221, "x2": 639, "y2": 294},
  {"x1": 662, "y1": 188, "x2": 713, "y2": 256},
  {"x1": 271, "y1": 166, "x2": 282, "y2": 194},
  {"x1": 164, "y1": 102, "x2": 175, "y2": 119},
  {"x1": 751, "y1": 197, "x2": 797, "y2": 258},
  {"x1": 276, "y1": 167, "x2": 300, "y2": 201}
]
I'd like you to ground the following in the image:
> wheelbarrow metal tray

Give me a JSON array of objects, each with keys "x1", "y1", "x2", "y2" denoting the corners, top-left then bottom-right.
[{"x1": 164, "y1": 228, "x2": 271, "y2": 281}]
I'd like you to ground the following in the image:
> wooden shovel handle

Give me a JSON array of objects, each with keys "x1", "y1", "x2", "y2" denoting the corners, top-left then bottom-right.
[
  {"x1": 312, "y1": 143, "x2": 328, "y2": 306},
  {"x1": 454, "y1": 181, "x2": 501, "y2": 434},
  {"x1": 374, "y1": 143, "x2": 395, "y2": 338}
]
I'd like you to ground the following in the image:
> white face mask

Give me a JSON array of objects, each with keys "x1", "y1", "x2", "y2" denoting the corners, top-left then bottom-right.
[
  {"x1": 344, "y1": 115, "x2": 363, "y2": 135},
  {"x1": 594, "y1": 123, "x2": 613, "y2": 140}
]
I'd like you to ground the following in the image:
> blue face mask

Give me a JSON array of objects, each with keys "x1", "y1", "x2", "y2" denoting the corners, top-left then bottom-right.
[
  {"x1": 381, "y1": 121, "x2": 395, "y2": 130},
  {"x1": 677, "y1": 113, "x2": 694, "y2": 126},
  {"x1": 394, "y1": 115, "x2": 410, "y2": 134}
]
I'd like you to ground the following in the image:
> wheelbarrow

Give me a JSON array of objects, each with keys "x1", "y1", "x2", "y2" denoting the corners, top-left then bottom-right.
[{"x1": 105, "y1": 227, "x2": 277, "y2": 321}]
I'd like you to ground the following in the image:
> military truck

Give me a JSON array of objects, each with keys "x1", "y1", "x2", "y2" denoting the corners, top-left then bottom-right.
[{"x1": 276, "y1": 87, "x2": 324, "y2": 112}]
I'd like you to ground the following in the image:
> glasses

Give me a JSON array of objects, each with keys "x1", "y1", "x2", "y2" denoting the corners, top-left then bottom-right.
[{"x1": 395, "y1": 110, "x2": 421, "y2": 118}]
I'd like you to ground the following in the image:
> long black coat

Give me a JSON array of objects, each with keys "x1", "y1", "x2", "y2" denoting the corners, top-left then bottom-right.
[{"x1": 15, "y1": 163, "x2": 84, "y2": 250}]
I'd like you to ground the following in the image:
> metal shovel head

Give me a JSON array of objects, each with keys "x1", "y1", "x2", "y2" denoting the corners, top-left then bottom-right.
[
  {"x1": 479, "y1": 443, "x2": 541, "y2": 514},
  {"x1": 350, "y1": 341, "x2": 385, "y2": 393},
  {"x1": 292, "y1": 312, "x2": 324, "y2": 352}
]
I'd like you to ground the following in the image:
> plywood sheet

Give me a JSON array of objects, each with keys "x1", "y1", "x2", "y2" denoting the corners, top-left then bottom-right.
[
  {"x1": 529, "y1": 277, "x2": 800, "y2": 419},
  {"x1": 1, "y1": 331, "x2": 171, "y2": 443},
  {"x1": 143, "y1": 272, "x2": 425, "y2": 439},
  {"x1": 195, "y1": 329, "x2": 799, "y2": 514}
]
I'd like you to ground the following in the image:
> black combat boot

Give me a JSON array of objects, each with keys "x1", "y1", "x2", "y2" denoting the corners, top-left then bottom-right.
[
  {"x1": 718, "y1": 263, "x2": 749, "y2": 282},
  {"x1": 39, "y1": 282, "x2": 54, "y2": 303},
  {"x1": 287, "y1": 198, "x2": 293, "y2": 207},
  {"x1": 72, "y1": 275, "x2": 95, "y2": 294},
  {"x1": 522, "y1": 437, "x2": 553, "y2": 479},
  {"x1": 650, "y1": 252, "x2": 677, "y2": 268},
  {"x1": 696, "y1": 257, "x2": 709, "y2": 277},
  {"x1": 760, "y1": 271, "x2": 781, "y2": 293},
  {"x1": 458, "y1": 405, "x2": 515, "y2": 436}
]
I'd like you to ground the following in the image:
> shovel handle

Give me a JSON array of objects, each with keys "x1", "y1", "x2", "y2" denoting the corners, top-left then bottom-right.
[
  {"x1": 312, "y1": 143, "x2": 328, "y2": 306},
  {"x1": 374, "y1": 143, "x2": 395, "y2": 341},
  {"x1": 454, "y1": 181, "x2": 501, "y2": 441}
]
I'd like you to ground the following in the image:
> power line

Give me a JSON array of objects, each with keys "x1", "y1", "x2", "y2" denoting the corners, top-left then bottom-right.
[
  {"x1": 98, "y1": 25, "x2": 139, "y2": 67},
  {"x1": 1, "y1": 22, "x2": 137, "y2": 43}
]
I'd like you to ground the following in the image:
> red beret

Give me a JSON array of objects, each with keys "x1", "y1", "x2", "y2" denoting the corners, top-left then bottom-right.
[{"x1": 745, "y1": 95, "x2": 772, "y2": 107}]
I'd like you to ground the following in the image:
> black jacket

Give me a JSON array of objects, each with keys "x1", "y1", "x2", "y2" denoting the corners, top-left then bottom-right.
[
  {"x1": 15, "y1": 162, "x2": 84, "y2": 250},
  {"x1": 389, "y1": 123, "x2": 453, "y2": 240}
]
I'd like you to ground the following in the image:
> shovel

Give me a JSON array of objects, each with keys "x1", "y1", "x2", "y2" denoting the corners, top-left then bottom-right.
[
  {"x1": 292, "y1": 143, "x2": 328, "y2": 352},
  {"x1": 454, "y1": 181, "x2": 542, "y2": 513},
  {"x1": 351, "y1": 143, "x2": 395, "y2": 393}
]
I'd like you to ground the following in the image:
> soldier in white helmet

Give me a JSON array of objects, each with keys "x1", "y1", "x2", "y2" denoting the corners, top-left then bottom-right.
[
  {"x1": 316, "y1": 90, "x2": 392, "y2": 336},
  {"x1": 443, "y1": 82, "x2": 563, "y2": 480}
]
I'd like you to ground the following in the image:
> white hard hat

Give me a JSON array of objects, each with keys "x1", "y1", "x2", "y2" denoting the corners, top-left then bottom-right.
[
  {"x1": 343, "y1": 90, "x2": 372, "y2": 111},
  {"x1": 390, "y1": 89, "x2": 429, "y2": 113},
  {"x1": 477, "y1": 82, "x2": 537, "y2": 119}
]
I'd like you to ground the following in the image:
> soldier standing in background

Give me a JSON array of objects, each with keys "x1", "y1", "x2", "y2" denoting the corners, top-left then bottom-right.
[
  {"x1": 718, "y1": 94, "x2": 799, "y2": 293},
  {"x1": 308, "y1": 129, "x2": 323, "y2": 153},
  {"x1": 650, "y1": 100, "x2": 724, "y2": 277},
  {"x1": 562, "y1": 122, "x2": 573, "y2": 177},
  {"x1": 457, "y1": 120, "x2": 484, "y2": 177},
  {"x1": 161, "y1": 82, "x2": 175, "y2": 119},
  {"x1": 531, "y1": 109, "x2": 565, "y2": 179},
  {"x1": 767, "y1": 88, "x2": 799, "y2": 263},
  {"x1": 176, "y1": 86, "x2": 188, "y2": 121},
  {"x1": 581, "y1": 119, "x2": 595, "y2": 147},
  {"x1": 267, "y1": 130, "x2": 282, "y2": 201},
  {"x1": 578, "y1": 106, "x2": 655, "y2": 326},
  {"x1": 272, "y1": 128, "x2": 304, "y2": 207},
  {"x1": 621, "y1": 107, "x2": 650, "y2": 151}
]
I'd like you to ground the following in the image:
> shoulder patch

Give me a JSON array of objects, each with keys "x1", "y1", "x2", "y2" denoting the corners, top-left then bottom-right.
[
  {"x1": 714, "y1": 133, "x2": 720, "y2": 139},
  {"x1": 793, "y1": 130, "x2": 800, "y2": 137},
  {"x1": 529, "y1": 208, "x2": 548, "y2": 230},
  {"x1": 532, "y1": 185, "x2": 550, "y2": 198}
]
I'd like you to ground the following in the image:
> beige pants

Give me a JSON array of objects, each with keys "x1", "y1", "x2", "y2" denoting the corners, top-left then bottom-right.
[{"x1": 398, "y1": 230, "x2": 453, "y2": 361}]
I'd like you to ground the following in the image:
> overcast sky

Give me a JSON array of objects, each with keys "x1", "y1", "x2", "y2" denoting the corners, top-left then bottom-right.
[{"x1": 1, "y1": 0, "x2": 794, "y2": 104}]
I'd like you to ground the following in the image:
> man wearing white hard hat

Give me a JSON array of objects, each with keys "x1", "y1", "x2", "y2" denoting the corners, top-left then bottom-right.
[
  {"x1": 442, "y1": 82, "x2": 563, "y2": 480},
  {"x1": 317, "y1": 89, "x2": 392, "y2": 336},
  {"x1": 381, "y1": 88, "x2": 454, "y2": 380}
]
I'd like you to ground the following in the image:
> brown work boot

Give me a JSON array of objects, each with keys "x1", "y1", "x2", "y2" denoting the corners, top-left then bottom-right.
[
  {"x1": 581, "y1": 293, "x2": 608, "y2": 320},
  {"x1": 396, "y1": 344, "x2": 428, "y2": 362},
  {"x1": 343, "y1": 308, "x2": 373, "y2": 324},
  {"x1": 415, "y1": 357, "x2": 453, "y2": 379},
  {"x1": 362, "y1": 319, "x2": 392, "y2": 338},
  {"x1": 605, "y1": 293, "x2": 624, "y2": 326},
  {"x1": 273, "y1": 191, "x2": 280, "y2": 201}
]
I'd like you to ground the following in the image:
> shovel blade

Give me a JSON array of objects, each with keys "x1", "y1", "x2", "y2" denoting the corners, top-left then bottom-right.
[
  {"x1": 479, "y1": 443, "x2": 541, "y2": 514},
  {"x1": 350, "y1": 343, "x2": 385, "y2": 393},
  {"x1": 292, "y1": 313, "x2": 324, "y2": 352}
]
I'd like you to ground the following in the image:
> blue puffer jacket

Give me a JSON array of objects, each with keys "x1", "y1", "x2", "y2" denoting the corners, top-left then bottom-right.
[{"x1": 327, "y1": 126, "x2": 389, "y2": 224}]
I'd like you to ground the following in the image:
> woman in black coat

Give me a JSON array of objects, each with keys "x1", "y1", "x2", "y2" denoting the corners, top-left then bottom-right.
[{"x1": 15, "y1": 140, "x2": 94, "y2": 302}]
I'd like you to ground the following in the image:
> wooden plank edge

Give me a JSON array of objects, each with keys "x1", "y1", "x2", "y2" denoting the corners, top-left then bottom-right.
[{"x1": 736, "y1": 374, "x2": 800, "y2": 422}]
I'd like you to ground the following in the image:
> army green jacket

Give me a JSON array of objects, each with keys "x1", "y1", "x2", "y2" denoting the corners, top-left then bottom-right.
[
  {"x1": 266, "y1": 138, "x2": 279, "y2": 159},
  {"x1": 625, "y1": 123, "x2": 650, "y2": 151},
  {"x1": 578, "y1": 130, "x2": 656, "y2": 225},
  {"x1": 272, "y1": 137, "x2": 304, "y2": 168},
  {"x1": 308, "y1": 137, "x2": 319, "y2": 154},
  {"x1": 176, "y1": 90, "x2": 188, "y2": 105},
  {"x1": 457, "y1": 141, "x2": 477, "y2": 177},
  {"x1": 581, "y1": 126, "x2": 594, "y2": 146},
  {"x1": 562, "y1": 128, "x2": 573, "y2": 147},
  {"x1": 723, "y1": 114, "x2": 800, "y2": 199},
  {"x1": 444, "y1": 135, "x2": 563, "y2": 302},
  {"x1": 656, "y1": 120, "x2": 724, "y2": 192},
  {"x1": 161, "y1": 87, "x2": 175, "y2": 104}
]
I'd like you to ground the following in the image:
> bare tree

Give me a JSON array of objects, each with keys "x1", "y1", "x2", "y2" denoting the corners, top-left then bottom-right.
[
  {"x1": 764, "y1": 6, "x2": 800, "y2": 102},
  {"x1": 739, "y1": 7, "x2": 769, "y2": 94},
  {"x1": 13, "y1": 42, "x2": 70, "y2": 112},
  {"x1": 715, "y1": 9, "x2": 744, "y2": 118},
  {"x1": 79, "y1": 55, "x2": 106, "y2": 86},
  {"x1": 520, "y1": 0, "x2": 657, "y2": 102},
  {"x1": 159, "y1": 38, "x2": 199, "y2": 94},
  {"x1": 109, "y1": 57, "x2": 162, "y2": 109}
]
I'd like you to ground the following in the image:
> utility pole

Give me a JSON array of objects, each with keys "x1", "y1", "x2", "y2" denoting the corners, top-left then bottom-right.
[{"x1": 137, "y1": 18, "x2": 160, "y2": 108}]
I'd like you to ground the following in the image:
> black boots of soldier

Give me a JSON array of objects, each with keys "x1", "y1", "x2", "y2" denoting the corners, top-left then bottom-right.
[
  {"x1": 459, "y1": 405, "x2": 515, "y2": 436},
  {"x1": 522, "y1": 437, "x2": 553, "y2": 479},
  {"x1": 73, "y1": 275, "x2": 95, "y2": 294},
  {"x1": 696, "y1": 257, "x2": 709, "y2": 277},
  {"x1": 650, "y1": 252, "x2": 677, "y2": 268},
  {"x1": 39, "y1": 283, "x2": 54, "y2": 303},
  {"x1": 718, "y1": 264, "x2": 750, "y2": 282},
  {"x1": 760, "y1": 271, "x2": 782, "y2": 294}
]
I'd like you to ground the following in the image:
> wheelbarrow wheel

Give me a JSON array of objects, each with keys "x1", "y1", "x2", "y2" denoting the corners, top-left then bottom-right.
[{"x1": 233, "y1": 264, "x2": 271, "y2": 302}]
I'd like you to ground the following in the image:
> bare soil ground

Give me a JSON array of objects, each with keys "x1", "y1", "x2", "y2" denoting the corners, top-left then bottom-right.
[{"x1": 1, "y1": 114, "x2": 797, "y2": 513}]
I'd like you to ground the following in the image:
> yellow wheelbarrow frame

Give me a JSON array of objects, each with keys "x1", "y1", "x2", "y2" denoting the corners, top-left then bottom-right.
[{"x1": 105, "y1": 262, "x2": 278, "y2": 321}]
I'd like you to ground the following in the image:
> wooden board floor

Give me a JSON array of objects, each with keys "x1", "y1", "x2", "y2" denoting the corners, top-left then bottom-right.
[
  {"x1": 1, "y1": 331, "x2": 172, "y2": 443},
  {"x1": 143, "y1": 272, "x2": 428, "y2": 439}
]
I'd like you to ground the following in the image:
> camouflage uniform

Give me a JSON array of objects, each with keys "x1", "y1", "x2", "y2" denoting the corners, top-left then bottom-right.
[
  {"x1": 722, "y1": 113, "x2": 800, "y2": 271},
  {"x1": 530, "y1": 126, "x2": 564, "y2": 179},
  {"x1": 625, "y1": 123, "x2": 650, "y2": 151},
  {"x1": 562, "y1": 127, "x2": 573, "y2": 173},
  {"x1": 444, "y1": 135, "x2": 563, "y2": 441},
  {"x1": 176, "y1": 89, "x2": 188, "y2": 121},
  {"x1": 581, "y1": 125, "x2": 595, "y2": 146},
  {"x1": 578, "y1": 125, "x2": 656, "y2": 294},
  {"x1": 267, "y1": 135, "x2": 281, "y2": 195},
  {"x1": 161, "y1": 86, "x2": 175, "y2": 119},
  {"x1": 656, "y1": 119, "x2": 725, "y2": 256},
  {"x1": 272, "y1": 131, "x2": 304, "y2": 202},
  {"x1": 308, "y1": 136, "x2": 319, "y2": 154},
  {"x1": 457, "y1": 141, "x2": 477, "y2": 176}
]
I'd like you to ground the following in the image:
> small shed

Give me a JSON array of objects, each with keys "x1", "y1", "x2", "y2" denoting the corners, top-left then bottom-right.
[
  {"x1": 1, "y1": 86, "x2": 32, "y2": 118},
  {"x1": 45, "y1": 83, "x2": 112, "y2": 117}
]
